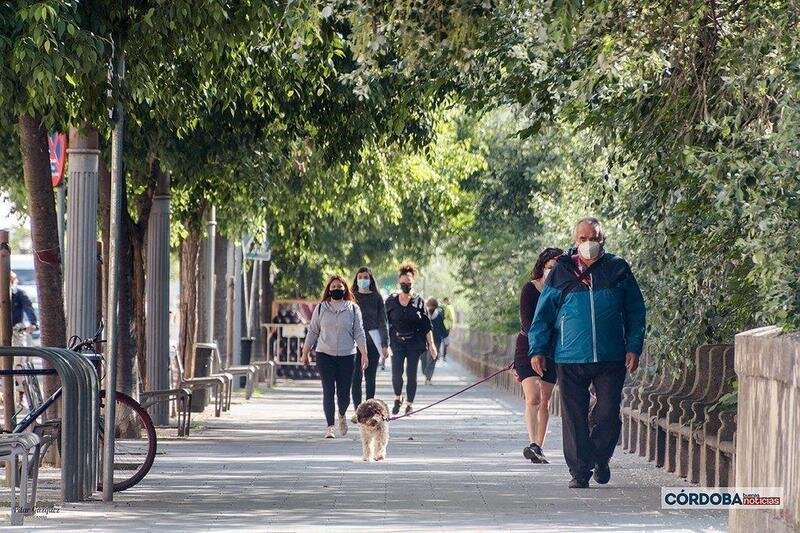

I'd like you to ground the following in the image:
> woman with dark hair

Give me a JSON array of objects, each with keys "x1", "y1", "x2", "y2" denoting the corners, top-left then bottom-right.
[
  {"x1": 385, "y1": 262, "x2": 435, "y2": 415},
  {"x1": 514, "y1": 247, "x2": 563, "y2": 463},
  {"x1": 350, "y1": 266, "x2": 390, "y2": 421},
  {"x1": 302, "y1": 275, "x2": 368, "y2": 438}
]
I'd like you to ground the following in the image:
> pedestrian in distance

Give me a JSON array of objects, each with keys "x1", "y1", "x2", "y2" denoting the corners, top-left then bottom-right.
[
  {"x1": 513, "y1": 247, "x2": 563, "y2": 464},
  {"x1": 385, "y1": 262, "x2": 436, "y2": 415},
  {"x1": 302, "y1": 275, "x2": 369, "y2": 439},
  {"x1": 440, "y1": 297, "x2": 455, "y2": 364},
  {"x1": 350, "y1": 266, "x2": 391, "y2": 422},
  {"x1": 529, "y1": 217, "x2": 646, "y2": 488},
  {"x1": 422, "y1": 297, "x2": 446, "y2": 385},
  {"x1": 10, "y1": 271, "x2": 38, "y2": 347}
]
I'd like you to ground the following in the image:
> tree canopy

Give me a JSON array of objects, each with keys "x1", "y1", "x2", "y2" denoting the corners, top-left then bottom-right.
[{"x1": 1, "y1": 0, "x2": 798, "y2": 370}]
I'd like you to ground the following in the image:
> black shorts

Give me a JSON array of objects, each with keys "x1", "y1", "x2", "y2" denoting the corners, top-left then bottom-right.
[{"x1": 513, "y1": 357, "x2": 557, "y2": 384}]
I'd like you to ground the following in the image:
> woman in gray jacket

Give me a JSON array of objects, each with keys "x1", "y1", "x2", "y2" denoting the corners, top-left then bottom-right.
[{"x1": 302, "y1": 275, "x2": 368, "y2": 438}]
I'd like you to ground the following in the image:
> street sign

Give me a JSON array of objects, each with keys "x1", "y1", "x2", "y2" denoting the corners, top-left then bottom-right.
[
  {"x1": 245, "y1": 236, "x2": 272, "y2": 261},
  {"x1": 48, "y1": 132, "x2": 68, "y2": 187}
]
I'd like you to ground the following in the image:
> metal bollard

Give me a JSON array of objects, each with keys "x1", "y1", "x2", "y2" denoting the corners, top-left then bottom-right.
[
  {"x1": 190, "y1": 344, "x2": 215, "y2": 411},
  {"x1": 0, "y1": 347, "x2": 99, "y2": 502}
]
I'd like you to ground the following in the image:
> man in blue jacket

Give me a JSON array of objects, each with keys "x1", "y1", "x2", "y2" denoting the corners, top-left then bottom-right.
[{"x1": 529, "y1": 217, "x2": 646, "y2": 488}]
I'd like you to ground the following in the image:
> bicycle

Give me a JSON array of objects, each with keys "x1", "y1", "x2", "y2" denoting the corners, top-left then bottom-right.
[{"x1": 1, "y1": 324, "x2": 157, "y2": 492}]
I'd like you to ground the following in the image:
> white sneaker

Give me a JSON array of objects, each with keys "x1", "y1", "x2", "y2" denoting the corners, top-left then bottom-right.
[
  {"x1": 338, "y1": 415, "x2": 348, "y2": 436},
  {"x1": 324, "y1": 426, "x2": 336, "y2": 439}
]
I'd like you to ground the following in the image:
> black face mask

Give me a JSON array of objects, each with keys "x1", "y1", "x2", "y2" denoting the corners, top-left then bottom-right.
[
  {"x1": 399, "y1": 283, "x2": 412, "y2": 294},
  {"x1": 330, "y1": 289, "x2": 345, "y2": 300}
]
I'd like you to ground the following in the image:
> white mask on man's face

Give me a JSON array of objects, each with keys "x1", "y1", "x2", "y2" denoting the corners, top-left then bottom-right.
[{"x1": 578, "y1": 241, "x2": 602, "y2": 261}]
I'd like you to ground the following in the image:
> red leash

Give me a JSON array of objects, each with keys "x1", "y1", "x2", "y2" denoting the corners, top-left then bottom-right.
[{"x1": 387, "y1": 361, "x2": 514, "y2": 422}]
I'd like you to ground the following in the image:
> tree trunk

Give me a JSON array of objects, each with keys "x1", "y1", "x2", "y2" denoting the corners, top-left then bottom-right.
[
  {"x1": 129, "y1": 157, "x2": 161, "y2": 389},
  {"x1": 99, "y1": 164, "x2": 136, "y2": 397},
  {"x1": 116, "y1": 194, "x2": 136, "y2": 396},
  {"x1": 178, "y1": 233, "x2": 201, "y2": 376},
  {"x1": 213, "y1": 234, "x2": 229, "y2": 358},
  {"x1": 17, "y1": 115, "x2": 65, "y2": 389},
  {"x1": 250, "y1": 262, "x2": 263, "y2": 357},
  {"x1": 259, "y1": 259, "x2": 273, "y2": 360},
  {"x1": 130, "y1": 220, "x2": 147, "y2": 389}
]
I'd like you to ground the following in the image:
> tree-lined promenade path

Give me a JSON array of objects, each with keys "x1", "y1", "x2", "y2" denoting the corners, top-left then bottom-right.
[{"x1": 24, "y1": 361, "x2": 725, "y2": 532}]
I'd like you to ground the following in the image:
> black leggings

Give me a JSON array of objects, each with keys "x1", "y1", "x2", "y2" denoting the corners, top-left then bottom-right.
[
  {"x1": 352, "y1": 335, "x2": 380, "y2": 409},
  {"x1": 391, "y1": 343, "x2": 424, "y2": 403},
  {"x1": 316, "y1": 353, "x2": 355, "y2": 426}
]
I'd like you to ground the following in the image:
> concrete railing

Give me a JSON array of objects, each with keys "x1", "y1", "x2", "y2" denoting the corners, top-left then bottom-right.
[
  {"x1": 730, "y1": 326, "x2": 799, "y2": 533},
  {"x1": 620, "y1": 344, "x2": 737, "y2": 487}
]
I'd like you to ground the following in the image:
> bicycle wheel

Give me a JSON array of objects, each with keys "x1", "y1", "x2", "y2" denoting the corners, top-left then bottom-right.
[{"x1": 97, "y1": 390, "x2": 157, "y2": 492}]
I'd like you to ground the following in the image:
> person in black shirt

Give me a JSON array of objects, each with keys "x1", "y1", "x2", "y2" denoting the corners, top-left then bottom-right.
[
  {"x1": 514, "y1": 247, "x2": 562, "y2": 464},
  {"x1": 385, "y1": 262, "x2": 436, "y2": 415},
  {"x1": 350, "y1": 266, "x2": 390, "y2": 421}
]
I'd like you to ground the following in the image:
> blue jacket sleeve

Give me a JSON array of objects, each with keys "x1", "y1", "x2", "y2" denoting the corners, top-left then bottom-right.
[
  {"x1": 621, "y1": 268, "x2": 646, "y2": 356},
  {"x1": 528, "y1": 284, "x2": 560, "y2": 358}
]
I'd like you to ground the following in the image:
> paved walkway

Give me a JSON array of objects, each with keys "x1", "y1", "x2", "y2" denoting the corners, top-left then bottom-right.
[{"x1": 17, "y1": 359, "x2": 726, "y2": 531}]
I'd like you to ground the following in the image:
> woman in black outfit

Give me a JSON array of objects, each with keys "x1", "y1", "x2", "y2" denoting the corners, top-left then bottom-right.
[
  {"x1": 350, "y1": 266, "x2": 390, "y2": 421},
  {"x1": 385, "y1": 262, "x2": 436, "y2": 415},
  {"x1": 514, "y1": 247, "x2": 562, "y2": 464}
]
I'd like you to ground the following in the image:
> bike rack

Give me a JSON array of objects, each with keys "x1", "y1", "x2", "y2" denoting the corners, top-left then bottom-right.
[{"x1": 0, "y1": 347, "x2": 100, "y2": 502}]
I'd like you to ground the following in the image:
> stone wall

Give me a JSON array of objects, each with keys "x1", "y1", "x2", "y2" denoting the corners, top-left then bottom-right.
[{"x1": 730, "y1": 326, "x2": 800, "y2": 533}]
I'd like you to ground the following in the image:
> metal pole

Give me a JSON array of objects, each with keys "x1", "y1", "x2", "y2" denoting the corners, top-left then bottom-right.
[
  {"x1": 203, "y1": 206, "x2": 216, "y2": 343},
  {"x1": 65, "y1": 130, "x2": 100, "y2": 340},
  {"x1": 103, "y1": 49, "x2": 125, "y2": 503},
  {"x1": 0, "y1": 230, "x2": 13, "y2": 485}
]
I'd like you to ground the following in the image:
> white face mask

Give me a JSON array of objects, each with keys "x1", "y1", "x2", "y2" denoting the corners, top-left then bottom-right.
[
  {"x1": 578, "y1": 241, "x2": 602, "y2": 261},
  {"x1": 542, "y1": 268, "x2": 552, "y2": 281}
]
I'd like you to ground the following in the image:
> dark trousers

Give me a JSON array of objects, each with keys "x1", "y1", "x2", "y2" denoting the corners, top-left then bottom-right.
[
  {"x1": 352, "y1": 335, "x2": 380, "y2": 408},
  {"x1": 420, "y1": 352, "x2": 436, "y2": 380},
  {"x1": 391, "y1": 343, "x2": 424, "y2": 403},
  {"x1": 557, "y1": 360, "x2": 627, "y2": 480},
  {"x1": 317, "y1": 353, "x2": 355, "y2": 426}
]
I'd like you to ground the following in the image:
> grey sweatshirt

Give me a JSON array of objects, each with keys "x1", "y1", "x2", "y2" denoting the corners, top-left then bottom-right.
[{"x1": 305, "y1": 300, "x2": 367, "y2": 356}]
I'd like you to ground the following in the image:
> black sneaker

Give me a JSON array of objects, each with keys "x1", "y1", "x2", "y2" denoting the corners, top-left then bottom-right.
[
  {"x1": 530, "y1": 443, "x2": 549, "y2": 464},
  {"x1": 593, "y1": 462, "x2": 610, "y2": 484},
  {"x1": 392, "y1": 399, "x2": 402, "y2": 415},
  {"x1": 405, "y1": 404, "x2": 413, "y2": 415},
  {"x1": 523, "y1": 443, "x2": 542, "y2": 463},
  {"x1": 568, "y1": 476, "x2": 590, "y2": 489}
]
